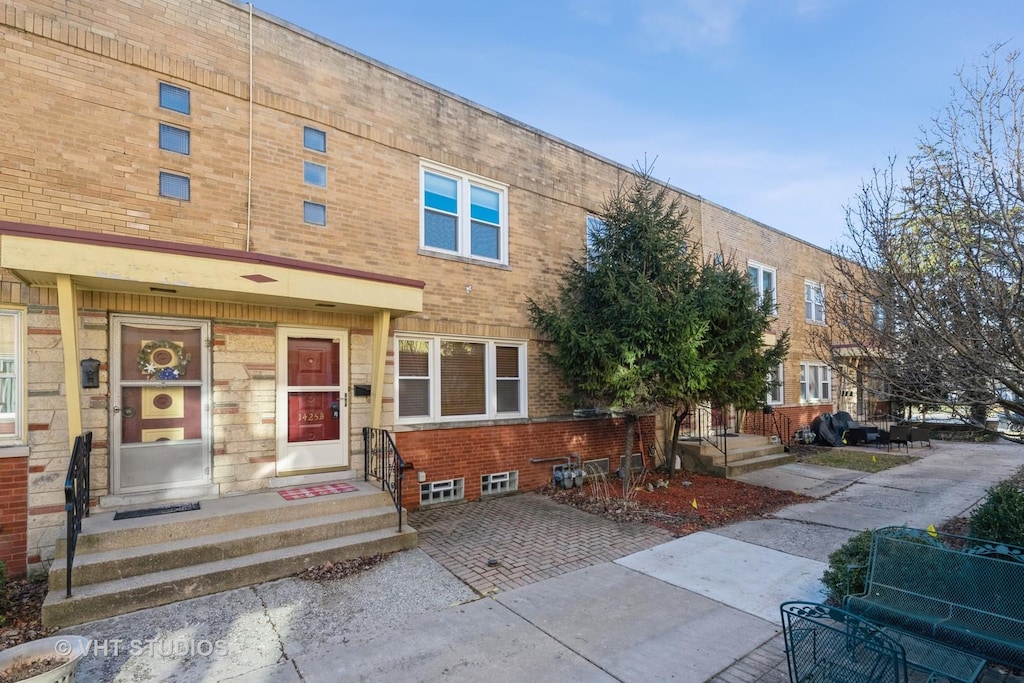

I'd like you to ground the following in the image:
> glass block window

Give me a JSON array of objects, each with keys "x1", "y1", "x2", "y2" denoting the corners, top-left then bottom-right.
[
  {"x1": 159, "y1": 83, "x2": 190, "y2": 115},
  {"x1": 421, "y1": 163, "x2": 507, "y2": 265},
  {"x1": 303, "y1": 201, "x2": 326, "y2": 226},
  {"x1": 420, "y1": 478, "x2": 464, "y2": 505},
  {"x1": 304, "y1": 126, "x2": 326, "y2": 153},
  {"x1": 304, "y1": 161, "x2": 327, "y2": 187},
  {"x1": 159, "y1": 172, "x2": 190, "y2": 200},
  {"x1": 481, "y1": 471, "x2": 518, "y2": 495},
  {"x1": 159, "y1": 124, "x2": 190, "y2": 155}
]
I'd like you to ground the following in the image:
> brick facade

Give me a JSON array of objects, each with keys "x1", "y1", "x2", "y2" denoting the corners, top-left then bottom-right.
[
  {"x1": 0, "y1": 0, "x2": 844, "y2": 570},
  {"x1": 0, "y1": 453, "x2": 28, "y2": 577}
]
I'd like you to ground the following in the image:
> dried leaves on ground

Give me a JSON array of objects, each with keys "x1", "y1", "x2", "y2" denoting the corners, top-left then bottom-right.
[
  {"x1": 544, "y1": 470, "x2": 810, "y2": 536},
  {"x1": 0, "y1": 575, "x2": 57, "y2": 652},
  {"x1": 295, "y1": 552, "x2": 392, "y2": 581}
]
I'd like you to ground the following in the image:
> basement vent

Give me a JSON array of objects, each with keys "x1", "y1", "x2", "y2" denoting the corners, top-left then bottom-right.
[
  {"x1": 481, "y1": 471, "x2": 518, "y2": 496},
  {"x1": 618, "y1": 453, "x2": 645, "y2": 473},
  {"x1": 583, "y1": 458, "x2": 610, "y2": 475},
  {"x1": 420, "y1": 478, "x2": 464, "y2": 505}
]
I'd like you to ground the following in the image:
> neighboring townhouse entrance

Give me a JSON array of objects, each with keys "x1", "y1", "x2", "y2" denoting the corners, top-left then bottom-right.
[
  {"x1": 276, "y1": 328, "x2": 349, "y2": 475},
  {"x1": 110, "y1": 316, "x2": 212, "y2": 494}
]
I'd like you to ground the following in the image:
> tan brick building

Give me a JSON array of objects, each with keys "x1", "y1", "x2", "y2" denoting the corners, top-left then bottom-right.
[{"x1": 0, "y1": 0, "x2": 841, "y2": 576}]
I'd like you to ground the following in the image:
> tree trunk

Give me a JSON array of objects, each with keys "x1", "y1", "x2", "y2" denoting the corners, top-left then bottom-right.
[
  {"x1": 669, "y1": 407, "x2": 685, "y2": 477},
  {"x1": 622, "y1": 414, "x2": 636, "y2": 497}
]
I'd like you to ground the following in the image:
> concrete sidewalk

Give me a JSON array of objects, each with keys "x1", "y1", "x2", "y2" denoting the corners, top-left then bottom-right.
[{"x1": 60, "y1": 440, "x2": 1022, "y2": 682}]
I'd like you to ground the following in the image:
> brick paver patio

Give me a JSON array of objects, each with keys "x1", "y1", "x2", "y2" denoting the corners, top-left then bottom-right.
[{"x1": 409, "y1": 491, "x2": 674, "y2": 595}]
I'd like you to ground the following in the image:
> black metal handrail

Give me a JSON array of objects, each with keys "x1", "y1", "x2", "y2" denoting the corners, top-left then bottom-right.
[
  {"x1": 750, "y1": 407, "x2": 792, "y2": 448},
  {"x1": 363, "y1": 427, "x2": 405, "y2": 532},
  {"x1": 679, "y1": 404, "x2": 728, "y2": 467},
  {"x1": 64, "y1": 431, "x2": 92, "y2": 598}
]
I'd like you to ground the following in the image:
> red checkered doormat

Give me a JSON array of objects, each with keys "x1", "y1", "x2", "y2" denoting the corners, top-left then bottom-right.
[{"x1": 278, "y1": 482, "x2": 359, "y2": 500}]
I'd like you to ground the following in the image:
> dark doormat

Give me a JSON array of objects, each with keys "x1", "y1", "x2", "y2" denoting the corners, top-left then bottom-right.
[{"x1": 113, "y1": 501, "x2": 200, "y2": 520}]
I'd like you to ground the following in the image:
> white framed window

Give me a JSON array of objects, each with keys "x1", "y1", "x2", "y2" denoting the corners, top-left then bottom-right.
[
  {"x1": 767, "y1": 362, "x2": 784, "y2": 405},
  {"x1": 159, "y1": 124, "x2": 190, "y2": 155},
  {"x1": 872, "y1": 302, "x2": 886, "y2": 330},
  {"x1": 586, "y1": 215, "x2": 606, "y2": 265},
  {"x1": 420, "y1": 478, "x2": 464, "y2": 505},
  {"x1": 748, "y1": 261, "x2": 777, "y2": 313},
  {"x1": 0, "y1": 310, "x2": 24, "y2": 443},
  {"x1": 395, "y1": 335, "x2": 527, "y2": 423},
  {"x1": 159, "y1": 171, "x2": 190, "y2": 200},
  {"x1": 421, "y1": 162, "x2": 508, "y2": 265},
  {"x1": 304, "y1": 126, "x2": 326, "y2": 153},
  {"x1": 800, "y1": 362, "x2": 832, "y2": 402},
  {"x1": 159, "y1": 82, "x2": 190, "y2": 115},
  {"x1": 805, "y1": 280, "x2": 825, "y2": 323}
]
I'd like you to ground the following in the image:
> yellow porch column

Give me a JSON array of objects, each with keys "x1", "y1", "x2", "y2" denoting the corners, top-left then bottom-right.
[
  {"x1": 56, "y1": 275, "x2": 82, "y2": 448},
  {"x1": 369, "y1": 309, "x2": 391, "y2": 428}
]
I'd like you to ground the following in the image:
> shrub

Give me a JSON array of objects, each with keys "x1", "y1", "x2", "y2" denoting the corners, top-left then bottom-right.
[
  {"x1": 821, "y1": 529, "x2": 873, "y2": 604},
  {"x1": 970, "y1": 481, "x2": 1024, "y2": 547}
]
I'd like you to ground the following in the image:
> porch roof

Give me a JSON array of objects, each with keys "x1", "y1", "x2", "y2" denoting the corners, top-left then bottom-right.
[{"x1": 0, "y1": 222, "x2": 424, "y2": 316}]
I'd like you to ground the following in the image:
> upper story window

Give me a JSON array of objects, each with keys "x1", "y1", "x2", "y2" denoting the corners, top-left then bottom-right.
[
  {"x1": 748, "y1": 261, "x2": 777, "y2": 313},
  {"x1": 872, "y1": 302, "x2": 886, "y2": 330},
  {"x1": 159, "y1": 83, "x2": 190, "y2": 115},
  {"x1": 304, "y1": 126, "x2": 326, "y2": 153},
  {"x1": 800, "y1": 362, "x2": 831, "y2": 402},
  {"x1": 767, "y1": 363, "x2": 784, "y2": 405},
  {"x1": 0, "y1": 310, "x2": 24, "y2": 443},
  {"x1": 159, "y1": 171, "x2": 190, "y2": 201},
  {"x1": 586, "y1": 215, "x2": 607, "y2": 265},
  {"x1": 805, "y1": 280, "x2": 825, "y2": 323},
  {"x1": 395, "y1": 335, "x2": 526, "y2": 423},
  {"x1": 303, "y1": 201, "x2": 326, "y2": 226},
  {"x1": 304, "y1": 161, "x2": 327, "y2": 187},
  {"x1": 159, "y1": 124, "x2": 190, "y2": 155},
  {"x1": 421, "y1": 163, "x2": 508, "y2": 265}
]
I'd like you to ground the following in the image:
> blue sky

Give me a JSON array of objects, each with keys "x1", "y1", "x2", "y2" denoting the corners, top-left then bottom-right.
[{"x1": 252, "y1": 0, "x2": 1021, "y2": 250}]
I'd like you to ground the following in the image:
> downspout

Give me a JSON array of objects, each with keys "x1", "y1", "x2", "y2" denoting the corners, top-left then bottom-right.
[{"x1": 245, "y1": 2, "x2": 254, "y2": 251}]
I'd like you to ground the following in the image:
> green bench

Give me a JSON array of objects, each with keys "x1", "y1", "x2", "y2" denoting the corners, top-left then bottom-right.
[
  {"x1": 781, "y1": 601, "x2": 986, "y2": 682},
  {"x1": 843, "y1": 526, "x2": 1024, "y2": 671}
]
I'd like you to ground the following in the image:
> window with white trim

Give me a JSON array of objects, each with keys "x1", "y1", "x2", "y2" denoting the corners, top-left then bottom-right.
[
  {"x1": 421, "y1": 163, "x2": 508, "y2": 264},
  {"x1": 395, "y1": 335, "x2": 526, "y2": 423},
  {"x1": 748, "y1": 261, "x2": 777, "y2": 313},
  {"x1": 767, "y1": 362, "x2": 784, "y2": 405},
  {"x1": 805, "y1": 281, "x2": 825, "y2": 323},
  {"x1": 0, "y1": 311, "x2": 24, "y2": 442},
  {"x1": 872, "y1": 302, "x2": 886, "y2": 330},
  {"x1": 800, "y1": 362, "x2": 831, "y2": 402},
  {"x1": 586, "y1": 215, "x2": 606, "y2": 265}
]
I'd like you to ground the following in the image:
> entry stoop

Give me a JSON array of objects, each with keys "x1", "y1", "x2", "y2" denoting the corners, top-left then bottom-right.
[
  {"x1": 42, "y1": 480, "x2": 416, "y2": 627},
  {"x1": 680, "y1": 434, "x2": 794, "y2": 478}
]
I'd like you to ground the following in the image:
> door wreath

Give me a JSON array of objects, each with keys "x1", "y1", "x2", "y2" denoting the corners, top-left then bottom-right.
[{"x1": 138, "y1": 340, "x2": 191, "y2": 379}]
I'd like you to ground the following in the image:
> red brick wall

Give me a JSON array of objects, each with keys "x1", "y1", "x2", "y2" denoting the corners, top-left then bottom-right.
[
  {"x1": 395, "y1": 416, "x2": 656, "y2": 510},
  {"x1": 0, "y1": 456, "x2": 28, "y2": 577},
  {"x1": 742, "y1": 404, "x2": 836, "y2": 440}
]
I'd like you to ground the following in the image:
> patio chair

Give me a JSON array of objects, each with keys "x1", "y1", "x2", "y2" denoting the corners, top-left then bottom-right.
[
  {"x1": 889, "y1": 425, "x2": 911, "y2": 453},
  {"x1": 908, "y1": 427, "x2": 931, "y2": 448},
  {"x1": 874, "y1": 429, "x2": 891, "y2": 450}
]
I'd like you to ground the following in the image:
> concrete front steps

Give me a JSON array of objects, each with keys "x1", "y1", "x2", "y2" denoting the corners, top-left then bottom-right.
[
  {"x1": 42, "y1": 480, "x2": 416, "y2": 627},
  {"x1": 679, "y1": 433, "x2": 794, "y2": 478}
]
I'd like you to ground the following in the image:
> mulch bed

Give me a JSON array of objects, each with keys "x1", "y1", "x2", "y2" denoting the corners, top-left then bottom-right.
[
  {"x1": 0, "y1": 576, "x2": 57, "y2": 652},
  {"x1": 543, "y1": 470, "x2": 810, "y2": 536}
]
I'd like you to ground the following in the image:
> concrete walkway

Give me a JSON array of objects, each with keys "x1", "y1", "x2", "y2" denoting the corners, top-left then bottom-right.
[{"x1": 58, "y1": 440, "x2": 1022, "y2": 681}]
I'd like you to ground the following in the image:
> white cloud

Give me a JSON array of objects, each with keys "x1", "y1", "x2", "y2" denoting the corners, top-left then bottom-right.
[{"x1": 637, "y1": 0, "x2": 749, "y2": 51}]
